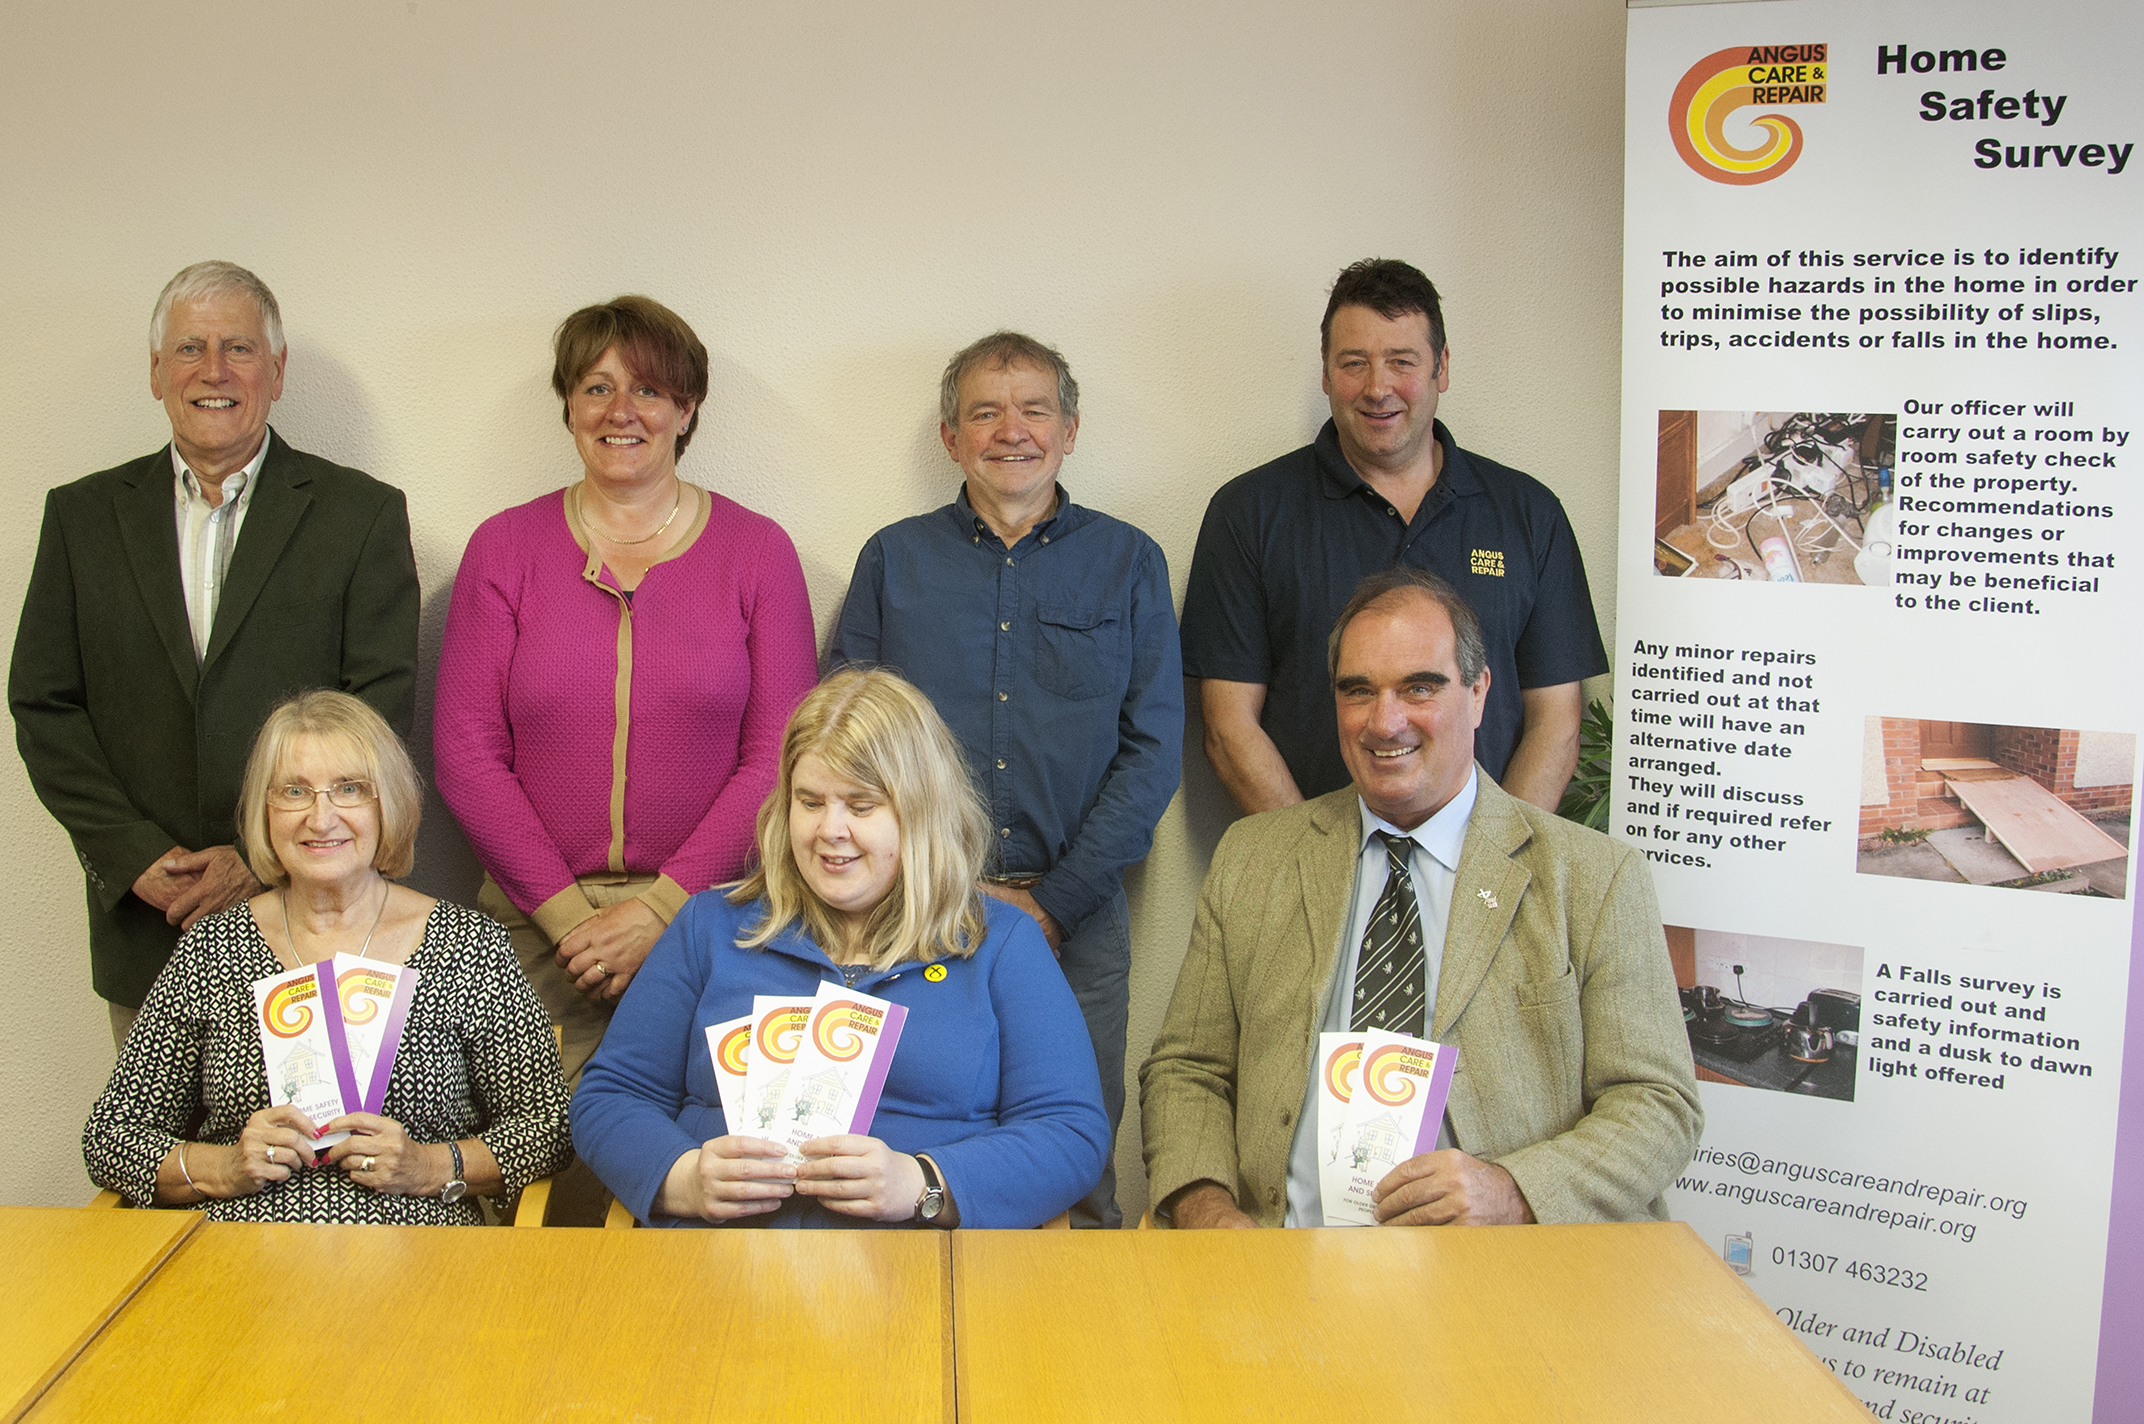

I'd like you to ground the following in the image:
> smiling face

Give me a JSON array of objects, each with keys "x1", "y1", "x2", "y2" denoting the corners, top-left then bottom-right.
[
  {"x1": 1321, "y1": 304, "x2": 1449, "y2": 478},
  {"x1": 149, "y1": 292, "x2": 286, "y2": 479},
  {"x1": 788, "y1": 752, "x2": 903, "y2": 929},
  {"x1": 941, "y1": 359, "x2": 1078, "y2": 513},
  {"x1": 1333, "y1": 592, "x2": 1488, "y2": 831},
  {"x1": 266, "y1": 734, "x2": 381, "y2": 891},
  {"x1": 567, "y1": 345, "x2": 697, "y2": 493}
]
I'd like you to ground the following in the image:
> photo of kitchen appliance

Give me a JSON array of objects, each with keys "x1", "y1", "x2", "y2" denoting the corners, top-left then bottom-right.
[{"x1": 1667, "y1": 929, "x2": 1862, "y2": 1102}]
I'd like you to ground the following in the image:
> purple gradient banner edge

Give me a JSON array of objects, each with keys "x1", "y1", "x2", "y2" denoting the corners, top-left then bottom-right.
[
  {"x1": 312, "y1": 961, "x2": 363, "y2": 1118},
  {"x1": 360, "y1": 963, "x2": 419, "y2": 1116},
  {"x1": 850, "y1": 1001, "x2": 908, "y2": 1134},
  {"x1": 1414, "y1": 1044, "x2": 1459, "y2": 1155},
  {"x1": 2091, "y1": 892, "x2": 2143, "y2": 1422}
]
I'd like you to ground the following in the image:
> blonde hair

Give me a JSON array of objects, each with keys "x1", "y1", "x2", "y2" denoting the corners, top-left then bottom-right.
[
  {"x1": 731, "y1": 670, "x2": 987, "y2": 968},
  {"x1": 236, "y1": 690, "x2": 422, "y2": 887}
]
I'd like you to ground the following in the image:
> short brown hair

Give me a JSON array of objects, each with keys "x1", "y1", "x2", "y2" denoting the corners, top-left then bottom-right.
[
  {"x1": 551, "y1": 295, "x2": 711, "y2": 457},
  {"x1": 939, "y1": 331, "x2": 1079, "y2": 428},
  {"x1": 1327, "y1": 568, "x2": 1487, "y2": 688},
  {"x1": 1321, "y1": 258, "x2": 1446, "y2": 373},
  {"x1": 236, "y1": 691, "x2": 423, "y2": 887}
]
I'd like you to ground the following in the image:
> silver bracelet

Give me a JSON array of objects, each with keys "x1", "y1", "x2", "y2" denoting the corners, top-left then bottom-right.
[{"x1": 176, "y1": 1142, "x2": 202, "y2": 1200}]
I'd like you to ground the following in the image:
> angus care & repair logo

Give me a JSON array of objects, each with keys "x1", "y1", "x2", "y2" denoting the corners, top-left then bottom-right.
[{"x1": 1671, "y1": 44, "x2": 1828, "y2": 184}]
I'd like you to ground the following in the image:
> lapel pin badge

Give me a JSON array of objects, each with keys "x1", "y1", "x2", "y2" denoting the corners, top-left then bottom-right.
[{"x1": 1477, "y1": 888, "x2": 1499, "y2": 909}]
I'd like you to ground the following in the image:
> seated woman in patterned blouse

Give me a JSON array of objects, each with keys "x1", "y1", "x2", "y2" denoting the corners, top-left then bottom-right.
[
  {"x1": 572, "y1": 669, "x2": 1109, "y2": 1228},
  {"x1": 83, "y1": 690, "x2": 571, "y2": 1223}
]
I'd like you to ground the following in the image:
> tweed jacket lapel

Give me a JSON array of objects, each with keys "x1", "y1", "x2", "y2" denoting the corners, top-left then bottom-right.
[
  {"x1": 205, "y1": 432, "x2": 311, "y2": 671},
  {"x1": 112, "y1": 447, "x2": 198, "y2": 698},
  {"x1": 1297, "y1": 790, "x2": 1363, "y2": 1023},
  {"x1": 1432, "y1": 770, "x2": 1533, "y2": 1040}
]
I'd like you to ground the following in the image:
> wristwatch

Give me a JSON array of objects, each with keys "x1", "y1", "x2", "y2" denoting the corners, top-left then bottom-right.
[
  {"x1": 913, "y1": 1153, "x2": 955, "y2": 1228},
  {"x1": 441, "y1": 1140, "x2": 467, "y2": 1204}
]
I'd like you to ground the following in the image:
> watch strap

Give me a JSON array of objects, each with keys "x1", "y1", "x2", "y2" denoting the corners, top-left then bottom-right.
[
  {"x1": 915, "y1": 1152, "x2": 958, "y2": 1230},
  {"x1": 442, "y1": 1140, "x2": 467, "y2": 1203}
]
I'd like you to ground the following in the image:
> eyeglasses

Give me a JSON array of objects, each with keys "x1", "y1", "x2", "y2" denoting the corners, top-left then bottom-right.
[{"x1": 268, "y1": 780, "x2": 378, "y2": 812}]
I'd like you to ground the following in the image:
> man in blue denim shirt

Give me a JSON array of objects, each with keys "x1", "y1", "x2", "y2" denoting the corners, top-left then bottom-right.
[{"x1": 831, "y1": 331, "x2": 1183, "y2": 1227}]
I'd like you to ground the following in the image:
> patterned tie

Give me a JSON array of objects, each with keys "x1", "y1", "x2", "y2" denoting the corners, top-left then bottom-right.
[{"x1": 1351, "y1": 833, "x2": 1426, "y2": 1034}]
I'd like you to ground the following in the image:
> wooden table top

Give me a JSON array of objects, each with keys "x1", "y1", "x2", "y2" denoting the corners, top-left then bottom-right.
[
  {"x1": 952, "y1": 1222, "x2": 1869, "y2": 1423},
  {"x1": 28, "y1": 1223, "x2": 952, "y2": 1424},
  {"x1": 0, "y1": 1206, "x2": 199, "y2": 1424}
]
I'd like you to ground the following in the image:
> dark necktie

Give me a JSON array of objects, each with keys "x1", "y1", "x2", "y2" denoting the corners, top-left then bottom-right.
[{"x1": 1351, "y1": 833, "x2": 1426, "y2": 1034}]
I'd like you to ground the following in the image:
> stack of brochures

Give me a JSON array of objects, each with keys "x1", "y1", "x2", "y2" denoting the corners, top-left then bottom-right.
[
  {"x1": 251, "y1": 955, "x2": 421, "y2": 1154},
  {"x1": 706, "y1": 982, "x2": 908, "y2": 1158}
]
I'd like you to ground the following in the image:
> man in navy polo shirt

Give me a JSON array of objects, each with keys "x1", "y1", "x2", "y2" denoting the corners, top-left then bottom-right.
[
  {"x1": 831, "y1": 330, "x2": 1183, "y2": 1229},
  {"x1": 1181, "y1": 258, "x2": 1605, "y2": 815}
]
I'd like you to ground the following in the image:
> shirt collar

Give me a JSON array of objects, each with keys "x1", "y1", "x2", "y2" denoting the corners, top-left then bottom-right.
[
  {"x1": 172, "y1": 427, "x2": 273, "y2": 503},
  {"x1": 1356, "y1": 765, "x2": 1478, "y2": 873},
  {"x1": 949, "y1": 483, "x2": 1084, "y2": 546},
  {"x1": 1312, "y1": 418, "x2": 1480, "y2": 503}
]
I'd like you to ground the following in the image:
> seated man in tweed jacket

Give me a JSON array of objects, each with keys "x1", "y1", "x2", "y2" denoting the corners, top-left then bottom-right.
[{"x1": 1142, "y1": 569, "x2": 1699, "y2": 1228}]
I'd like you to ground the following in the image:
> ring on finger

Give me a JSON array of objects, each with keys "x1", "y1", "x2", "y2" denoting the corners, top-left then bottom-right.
[
  {"x1": 595, "y1": 962, "x2": 609, "y2": 979},
  {"x1": 265, "y1": 1145, "x2": 277, "y2": 1164},
  {"x1": 363, "y1": 1155, "x2": 377, "y2": 1173}
]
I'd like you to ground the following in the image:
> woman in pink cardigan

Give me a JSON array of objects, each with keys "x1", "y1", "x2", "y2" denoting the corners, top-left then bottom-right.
[{"x1": 435, "y1": 296, "x2": 818, "y2": 1092}]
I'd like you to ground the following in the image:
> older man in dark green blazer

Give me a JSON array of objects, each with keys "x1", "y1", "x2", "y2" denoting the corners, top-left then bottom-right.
[
  {"x1": 10, "y1": 262, "x2": 419, "y2": 1043},
  {"x1": 1143, "y1": 569, "x2": 1699, "y2": 1228}
]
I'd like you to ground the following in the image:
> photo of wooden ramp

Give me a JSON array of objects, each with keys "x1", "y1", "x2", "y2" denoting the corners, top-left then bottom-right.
[{"x1": 1926, "y1": 759, "x2": 2129, "y2": 874}]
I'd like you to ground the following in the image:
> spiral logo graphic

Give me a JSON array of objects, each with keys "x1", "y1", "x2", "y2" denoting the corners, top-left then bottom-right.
[
  {"x1": 717, "y1": 1024, "x2": 751, "y2": 1076},
  {"x1": 757, "y1": 1008, "x2": 808, "y2": 1064},
  {"x1": 337, "y1": 967, "x2": 395, "y2": 1025},
  {"x1": 263, "y1": 979, "x2": 316, "y2": 1039},
  {"x1": 1362, "y1": 1044, "x2": 1424, "y2": 1107},
  {"x1": 812, "y1": 1001, "x2": 868, "y2": 1062},
  {"x1": 1323, "y1": 1041, "x2": 1363, "y2": 1102},
  {"x1": 1670, "y1": 44, "x2": 1826, "y2": 185}
]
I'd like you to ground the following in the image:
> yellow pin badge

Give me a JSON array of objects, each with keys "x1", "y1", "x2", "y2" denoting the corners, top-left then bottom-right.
[{"x1": 924, "y1": 963, "x2": 948, "y2": 982}]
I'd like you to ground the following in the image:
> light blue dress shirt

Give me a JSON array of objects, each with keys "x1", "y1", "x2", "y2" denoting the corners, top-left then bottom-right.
[{"x1": 1283, "y1": 768, "x2": 1478, "y2": 1227}]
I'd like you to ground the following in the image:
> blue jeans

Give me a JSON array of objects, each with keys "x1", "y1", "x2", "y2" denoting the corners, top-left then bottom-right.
[{"x1": 1057, "y1": 888, "x2": 1131, "y2": 1228}]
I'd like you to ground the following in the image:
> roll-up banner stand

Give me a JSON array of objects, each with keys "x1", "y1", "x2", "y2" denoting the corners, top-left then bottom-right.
[{"x1": 1621, "y1": 3, "x2": 2140, "y2": 1419}]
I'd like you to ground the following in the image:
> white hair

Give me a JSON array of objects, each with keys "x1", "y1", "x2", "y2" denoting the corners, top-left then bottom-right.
[{"x1": 149, "y1": 261, "x2": 285, "y2": 356}]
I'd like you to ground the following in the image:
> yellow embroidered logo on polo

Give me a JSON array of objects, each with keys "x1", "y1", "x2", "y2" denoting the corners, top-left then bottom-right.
[
  {"x1": 1470, "y1": 548, "x2": 1506, "y2": 577},
  {"x1": 924, "y1": 964, "x2": 948, "y2": 982}
]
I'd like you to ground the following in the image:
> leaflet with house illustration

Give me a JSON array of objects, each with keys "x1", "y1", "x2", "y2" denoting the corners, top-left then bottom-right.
[
  {"x1": 1323, "y1": 1030, "x2": 1457, "y2": 1227},
  {"x1": 250, "y1": 961, "x2": 362, "y2": 1151},
  {"x1": 740, "y1": 996, "x2": 815, "y2": 1138},
  {"x1": 765, "y1": 981, "x2": 909, "y2": 1162},
  {"x1": 703, "y1": 1013, "x2": 753, "y2": 1133},
  {"x1": 1314, "y1": 1033, "x2": 1367, "y2": 1217},
  {"x1": 331, "y1": 954, "x2": 420, "y2": 1116}
]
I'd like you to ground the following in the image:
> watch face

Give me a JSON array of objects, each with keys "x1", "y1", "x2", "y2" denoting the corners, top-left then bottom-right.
[
  {"x1": 918, "y1": 1190, "x2": 943, "y2": 1221},
  {"x1": 442, "y1": 1180, "x2": 467, "y2": 1204}
]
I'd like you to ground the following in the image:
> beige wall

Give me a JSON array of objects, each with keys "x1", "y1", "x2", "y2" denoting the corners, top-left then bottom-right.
[{"x1": 0, "y1": 0, "x2": 1626, "y2": 1214}]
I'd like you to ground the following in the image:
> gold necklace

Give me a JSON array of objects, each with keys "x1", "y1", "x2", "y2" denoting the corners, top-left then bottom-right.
[{"x1": 582, "y1": 483, "x2": 685, "y2": 547}]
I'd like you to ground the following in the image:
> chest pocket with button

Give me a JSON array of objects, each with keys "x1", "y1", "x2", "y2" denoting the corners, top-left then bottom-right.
[{"x1": 1032, "y1": 601, "x2": 1124, "y2": 701}]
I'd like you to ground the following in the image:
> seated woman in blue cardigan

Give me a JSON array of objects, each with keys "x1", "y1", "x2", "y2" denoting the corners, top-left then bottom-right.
[{"x1": 571, "y1": 668, "x2": 1109, "y2": 1228}]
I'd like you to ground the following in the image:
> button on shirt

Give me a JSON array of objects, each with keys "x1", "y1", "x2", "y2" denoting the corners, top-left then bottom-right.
[
  {"x1": 1283, "y1": 768, "x2": 1478, "y2": 1227},
  {"x1": 1180, "y1": 419, "x2": 1607, "y2": 799},
  {"x1": 830, "y1": 487, "x2": 1183, "y2": 934},
  {"x1": 172, "y1": 430, "x2": 271, "y2": 662}
]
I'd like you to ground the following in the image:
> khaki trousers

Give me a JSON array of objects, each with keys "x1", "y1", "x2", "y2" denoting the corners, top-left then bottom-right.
[{"x1": 479, "y1": 872, "x2": 658, "y2": 1225}]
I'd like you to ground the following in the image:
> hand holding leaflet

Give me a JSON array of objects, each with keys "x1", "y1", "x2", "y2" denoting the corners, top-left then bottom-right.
[
  {"x1": 1322, "y1": 1030, "x2": 1458, "y2": 1227},
  {"x1": 767, "y1": 981, "x2": 909, "y2": 1162}
]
